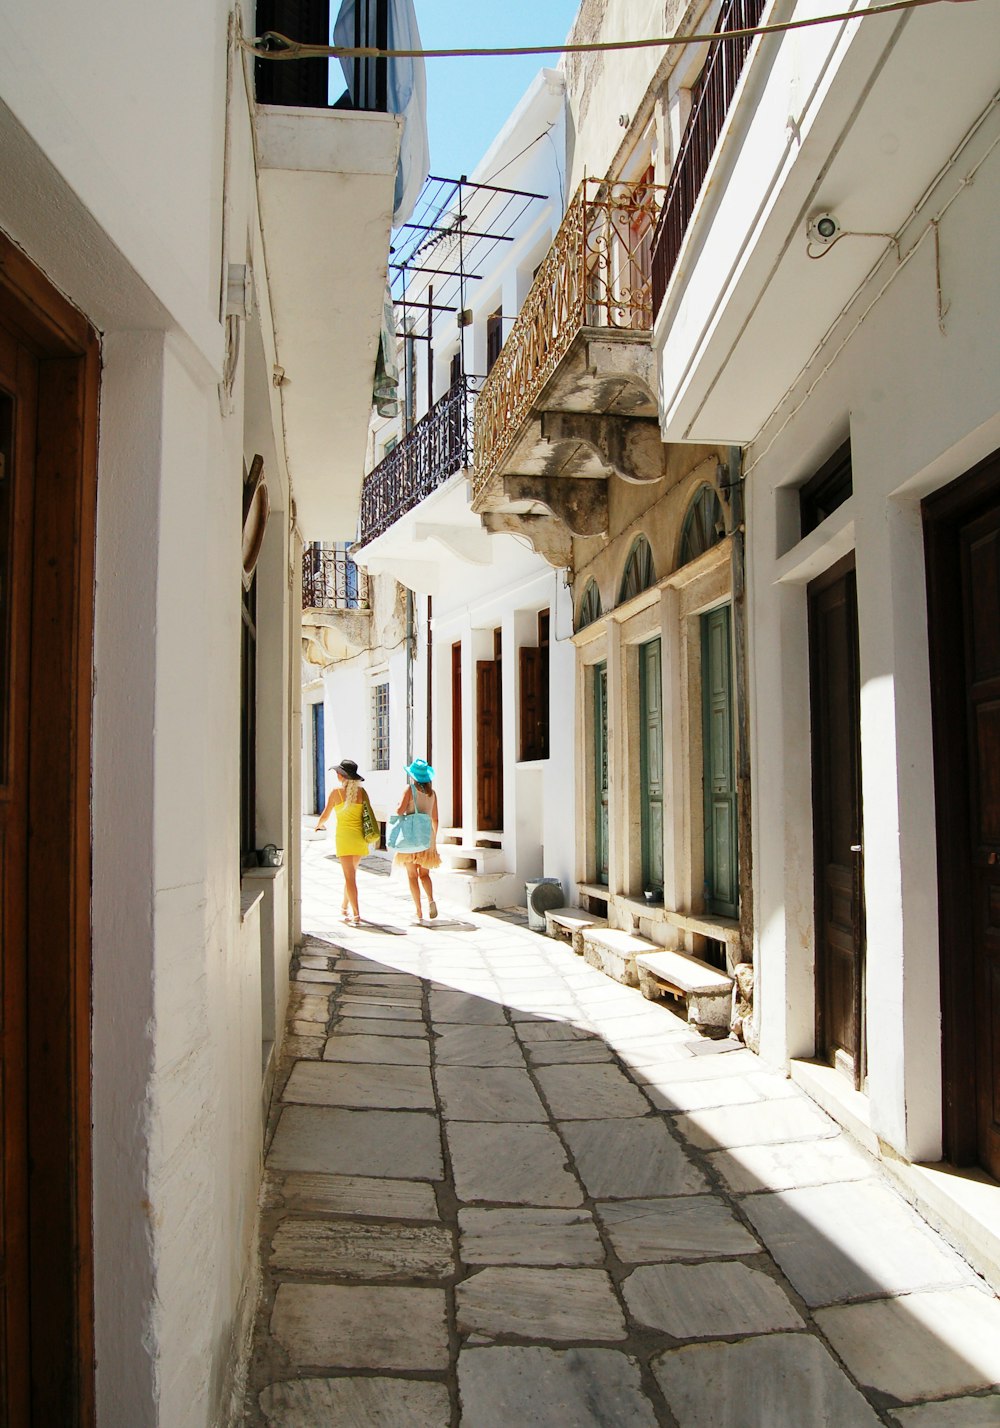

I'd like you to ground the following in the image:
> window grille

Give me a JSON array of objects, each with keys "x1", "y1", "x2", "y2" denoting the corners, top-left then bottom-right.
[
  {"x1": 679, "y1": 486, "x2": 727, "y2": 566},
  {"x1": 371, "y1": 682, "x2": 390, "y2": 770},
  {"x1": 619, "y1": 536, "x2": 656, "y2": 604}
]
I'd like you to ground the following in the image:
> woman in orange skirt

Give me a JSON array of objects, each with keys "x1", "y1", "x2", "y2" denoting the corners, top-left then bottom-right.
[{"x1": 395, "y1": 757, "x2": 441, "y2": 921}]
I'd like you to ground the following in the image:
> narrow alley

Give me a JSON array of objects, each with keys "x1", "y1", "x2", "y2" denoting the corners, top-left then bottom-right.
[{"x1": 244, "y1": 839, "x2": 1000, "y2": 1426}]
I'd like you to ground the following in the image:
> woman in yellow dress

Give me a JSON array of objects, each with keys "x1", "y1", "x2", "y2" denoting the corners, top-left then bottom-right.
[
  {"x1": 316, "y1": 758, "x2": 374, "y2": 925},
  {"x1": 394, "y1": 757, "x2": 441, "y2": 922}
]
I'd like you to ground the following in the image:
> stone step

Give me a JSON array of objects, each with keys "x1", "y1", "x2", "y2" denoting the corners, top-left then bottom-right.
[
  {"x1": 635, "y1": 949, "x2": 734, "y2": 1033},
  {"x1": 432, "y1": 869, "x2": 521, "y2": 912},
  {"x1": 545, "y1": 910, "x2": 608, "y2": 956},
  {"x1": 580, "y1": 928, "x2": 658, "y2": 989},
  {"x1": 436, "y1": 844, "x2": 507, "y2": 876}
]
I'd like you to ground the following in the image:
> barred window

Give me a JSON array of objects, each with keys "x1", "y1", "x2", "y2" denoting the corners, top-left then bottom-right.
[{"x1": 371, "y1": 682, "x2": 390, "y2": 770}]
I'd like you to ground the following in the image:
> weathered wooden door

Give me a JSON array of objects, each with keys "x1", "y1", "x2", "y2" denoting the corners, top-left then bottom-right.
[
  {"x1": 0, "y1": 235, "x2": 98, "y2": 1424},
  {"x1": 639, "y1": 639, "x2": 663, "y2": 891},
  {"x1": 476, "y1": 647, "x2": 503, "y2": 830},
  {"x1": 960, "y1": 501, "x2": 1000, "y2": 1177},
  {"x1": 594, "y1": 661, "x2": 608, "y2": 885},
  {"x1": 451, "y1": 641, "x2": 463, "y2": 826},
  {"x1": 0, "y1": 301, "x2": 37, "y2": 1428},
  {"x1": 926, "y1": 460, "x2": 1000, "y2": 1176},
  {"x1": 701, "y1": 605, "x2": 738, "y2": 919},
  {"x1": 809, "y1": 559, "x2": 866, "y2": 1086}
]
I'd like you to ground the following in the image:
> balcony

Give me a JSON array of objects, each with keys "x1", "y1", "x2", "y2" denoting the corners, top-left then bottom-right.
[
  {"x1": 301, "y1": 542, "x2": 371, "y2": 668},
  {"x1": 358, "y1": 375, "x2": 481, "y2": 547},
  {"x1": 650, "y1": 0, "x2": 767, "y2": 315},
  {"x1": 302, "y1": 543, "x2": 370, "y2": 611},
  {"x1": 470, "y1": 178, "x2": 666, "y2": 561}
]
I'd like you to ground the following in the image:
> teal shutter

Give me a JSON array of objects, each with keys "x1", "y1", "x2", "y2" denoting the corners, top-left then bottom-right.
[
  {"x1": 639, "y1": 638, "x2": 664, "y2": 892},
  {"x1": 701, "y1": 605, "x2": 738, "y2": 918},
  {"x1": 594, "y1": 662, "x2": 609, "y2": 885}
]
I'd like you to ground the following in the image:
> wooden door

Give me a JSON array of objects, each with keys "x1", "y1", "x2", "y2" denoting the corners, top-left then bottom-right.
[
  {"x1": 809, "y1": 559, "x2": 865, "y2": 1085},
  {"x1": 640, "y1": 639, "x2": 664, "y2": 891},
  {"x1": 0, "y1": 301, "x2": 38, "y2": 1428},
  {"x1": 451, "y1": 641, "x2": 462, "y2": 826},
  {"x1": 960, "y1": 502, "x2": 1000, "y2": 1177},
  {"x1": 702, "y1": 605, "x2": 738, "y2": 918},
  {"x1": 476, "y1": 655, "x2": 503, "y2": 830},
  {"x1": 0, "y1": 235, "x2": 98, "y2": 1424},
  {"x1": 925, "y1": 458, "x2": 1000, "y2": 1176},
  {"x1": 594, "y1": 661, "x2": 609, "y2": 885}
]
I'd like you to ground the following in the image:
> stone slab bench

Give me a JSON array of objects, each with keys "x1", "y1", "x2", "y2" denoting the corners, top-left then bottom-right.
[
  {"x1": 635, "y1": 949, "x2": 734, "y2": 1032},
  {"x1": 545, "y1": 911, "x2": 608, "y2": 955},
  {"x1": 580, "y1": 929, "x2": 658, "y2": 988}
]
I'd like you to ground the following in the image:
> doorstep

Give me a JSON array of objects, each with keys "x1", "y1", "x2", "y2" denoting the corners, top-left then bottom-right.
[{"x1": 792, "y1": 1057, "x2": 1000, "y2": 1295}]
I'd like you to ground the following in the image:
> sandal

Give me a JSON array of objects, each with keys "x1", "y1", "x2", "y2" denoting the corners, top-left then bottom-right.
[{"x1": 428, "y1": 900, "x2": 438, "y2": 919}]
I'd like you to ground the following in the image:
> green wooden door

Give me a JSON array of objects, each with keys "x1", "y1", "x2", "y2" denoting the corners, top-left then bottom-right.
[
  {"x1": 594, "y1": 661, "x2": 608, "y2": 885},
  {"x1": 640, "y1": 638, "x2": 664, "y2": 892},
  {"x1": 701, "y1": 606, "x2": 738, "y2": 918}
]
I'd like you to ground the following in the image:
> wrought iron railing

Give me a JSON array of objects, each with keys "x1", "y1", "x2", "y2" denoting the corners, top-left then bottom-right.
[
  {"x1": 651, "y1": 0, "x2": 767, "y2": 313},
  {"x1": 472, "y1": 178, "x2": 665, "y2": 505},
  {"x1": 358, "y1": 374, "x2": 483, "y2": 546},
  {"x1": 302, "y1": 544, "x2": 370, "y2": 611}
]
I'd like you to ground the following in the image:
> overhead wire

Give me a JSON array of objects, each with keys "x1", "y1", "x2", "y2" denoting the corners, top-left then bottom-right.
[{"x1": 243, "y1": 0, "x2": 957, "y2": 64}]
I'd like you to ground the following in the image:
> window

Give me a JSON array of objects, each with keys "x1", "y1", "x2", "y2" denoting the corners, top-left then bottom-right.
[
  {"x1": 576, "y1": 579, "x2": 602, "y2": 631},
  {"x1": 618, "y1": 536, "x2": 656, "y2": 604},
  {"x1": 371, "y1": 681, "x2": 390, "y2": 770},
  {"x1": 800, "y1": 440, "x2": 852, "y2": 537},
  {"x1": 679, "y1": 485, "x2": 727, "y2": 567},
  {"x1": 519, "y1": 609, "x2": 550, "y2": 762},
  {"x1": 486, "y1": 309, "x2": 503, "y2": 373}
]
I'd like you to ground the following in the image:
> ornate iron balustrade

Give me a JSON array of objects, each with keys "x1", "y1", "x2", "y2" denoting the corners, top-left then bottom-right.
[
  {"x1": 358, "y1": 374, "x2": 483, "y2": 546},
  {"x1": 302, "y1": 543, "x2": 370, "y2": 611},
  {"x1": 472, "y1": 178, "x2": 665, "y2": 505},
  {"x1": 651, "y1": 0, "x2": 767, "y2": 313}
]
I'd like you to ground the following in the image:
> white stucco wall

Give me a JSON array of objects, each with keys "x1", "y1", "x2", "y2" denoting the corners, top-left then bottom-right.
[
  {"x1": 745, "y1": 102, "x2": 1000, "y2": 1163},
  {"x1": 0, "y1": 0, "x2": 342, "y2": 1420}
]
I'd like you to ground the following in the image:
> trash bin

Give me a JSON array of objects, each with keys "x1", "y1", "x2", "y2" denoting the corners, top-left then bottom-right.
[{"x1": 525, "y1": 877, "x2": 564, "y2": 932}]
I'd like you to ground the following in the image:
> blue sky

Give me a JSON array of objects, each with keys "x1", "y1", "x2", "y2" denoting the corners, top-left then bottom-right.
[{"x1": 414, "y1": 0, "x2": 581, "y2": 180}]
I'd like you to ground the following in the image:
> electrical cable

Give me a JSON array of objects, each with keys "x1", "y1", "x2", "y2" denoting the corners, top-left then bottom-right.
[{"x1": 243, "y1": 0, "x2": 959, "y2": 64}]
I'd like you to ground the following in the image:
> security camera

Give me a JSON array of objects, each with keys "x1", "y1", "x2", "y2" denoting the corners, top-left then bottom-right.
[{"x1": 807, "y1": 212, "x2": 840, "y2": 245}]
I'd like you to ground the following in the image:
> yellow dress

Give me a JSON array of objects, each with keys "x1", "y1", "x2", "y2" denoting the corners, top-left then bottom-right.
[{"x1": 333, "y1": 797, "x2": 369, "y2": 857}]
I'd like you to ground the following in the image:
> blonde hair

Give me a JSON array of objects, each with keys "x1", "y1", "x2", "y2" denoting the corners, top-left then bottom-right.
[{"x1": 341, "y1": 778, "x2": 362, "y2": 807}]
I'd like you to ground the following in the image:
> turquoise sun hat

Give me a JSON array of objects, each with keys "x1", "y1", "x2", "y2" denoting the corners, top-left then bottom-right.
[{"x1": 406, "y1": 757, "x2": 435, "y2": 783}]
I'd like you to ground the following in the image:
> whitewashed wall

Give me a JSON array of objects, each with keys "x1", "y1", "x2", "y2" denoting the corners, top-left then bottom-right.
[{"x1": 0, "y1": 0, "x2": 303, "y2": 1422}]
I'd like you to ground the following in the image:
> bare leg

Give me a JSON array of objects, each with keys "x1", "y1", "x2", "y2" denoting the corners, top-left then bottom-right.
[
  {"x1": 418, "y1": 868, "x2": 436, "y2": 917},
  {"x1": 341, "y1": 856, "x2": 361, "y2": 923},
  {"x1": 406, "y1": 865, "x2": 423, "y2": 919}
]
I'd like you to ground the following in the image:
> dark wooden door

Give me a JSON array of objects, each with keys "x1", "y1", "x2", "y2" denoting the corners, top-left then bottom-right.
[
  {"x1": 476, "y1": 657, "x2": 503, "y2": 830},
  {"x1": 0, "y1": 309, "x2": 38, "y2": 1428},
  {"x1": 451, "y1": 641, "x2": 462, "y2": 826},
  {"x1": 959, "y1": 502, "x2": 1000, "y2": 1177},
  {"x1": 809, "y1": 559, "x2": 866, "y2": 1086},
  {"x1": 925, "y1": 457, "x2": 1000, "y2": 1176},
  {"x1": 0, "y1": 234, "x2": 99, "y2": 1425}
]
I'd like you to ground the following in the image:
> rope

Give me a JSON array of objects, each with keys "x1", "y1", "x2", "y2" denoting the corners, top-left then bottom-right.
[{"x1": 243, "y1": 0, "x2": 961, "y2": 63}]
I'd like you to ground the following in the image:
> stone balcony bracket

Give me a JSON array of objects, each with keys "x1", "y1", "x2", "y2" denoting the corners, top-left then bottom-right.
[
  {"x1": 481, "y1": 512, "x2": 573, "y2": 569},
  {"x1": 541, "y1": 411, "x2": 670, "y2": 485},
  {"x1": 502, "y1": 475, "x2": 608, "y2": 537}
]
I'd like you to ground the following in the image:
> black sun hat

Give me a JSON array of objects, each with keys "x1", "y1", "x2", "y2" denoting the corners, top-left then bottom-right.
[{"x1": 332, "y1": 758, "x2": 364, "y2": 781}]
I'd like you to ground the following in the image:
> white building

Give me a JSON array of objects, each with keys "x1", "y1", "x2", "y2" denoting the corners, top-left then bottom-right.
[
  {"x1": 651, "y1": 0, "x2": 1000, "y2": 1276},
  {"x1": 306, "y1": 69, "x2": 579, "y2": 908},
  {"x1": 0, "y1": 0, "x2": 404, "y2": 1420}
]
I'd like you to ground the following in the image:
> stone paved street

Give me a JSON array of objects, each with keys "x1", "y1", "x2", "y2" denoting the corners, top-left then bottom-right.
[{"x1": 244, "y1": 836, "x2": 1000, "y2": 1426}]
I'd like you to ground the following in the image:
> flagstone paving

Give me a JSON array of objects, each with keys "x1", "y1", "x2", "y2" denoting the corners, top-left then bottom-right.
[{"x1": 243, "y1": 839, "x2": 1000, "y2": 1425}]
